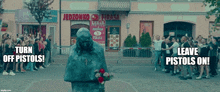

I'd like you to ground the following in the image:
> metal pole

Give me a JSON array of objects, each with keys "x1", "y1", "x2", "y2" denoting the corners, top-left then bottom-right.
[{"x1": 59, "y1": 0, "x2": 61, "y2": 54}]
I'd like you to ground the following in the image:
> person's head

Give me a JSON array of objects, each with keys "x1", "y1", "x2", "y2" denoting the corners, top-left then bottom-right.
[
  {"x1": 48, "y1": 35, "x2": 52, "y2": 41},
  {"x1": 208, "y1": 35, "x2": 212, "y2": 38},
  {"x1": 195, "y1": 41, "x2": 198, "y2": 45},
  {"x1": 17, "y1": 40, "x2": 22, "y2": 44},
  {"x1": 177, "y1": 38, "x2": 180, "y2": 42},
  {"x1": 75, "y1": 28, "x2": 94, "y2": 54},
  {"x1": 188, "y1": 41, "x2": 194, "y2": 47},
  {"x1": 165, "y1": 39, "x2": 170, "y2": 44},
  {"x1": 3, "y1": 33, "x2": 7, "y2": 39},
  {"x1": 162, "y1": 37, "x2": 165, "y2": 40},
  {"x1": 35, "y1": 39, "x2": 39, "y2": 43},
  {"x1": 156, "y1": 35, "x2": 160, "y2": 40},
  {"x1": 201, "y1": 39, "x2": 205, "y2": 44},
  {"x1": 212, "y1": 38, "x2": 216, "y2": 43},
  {"x1": 40, "y1": 37, "x2": 43, "y2": 41},
  {"x1": 5, "y1": 33, "x2": 10, "y2": 39},
  {"x1": 26, "y1": 40, "x2": 30, "y2": 45},
  {"x1": 20, "y1": 36, "x2": 24, "y2": 41},
  {"x1": 181, "y1": 36, "x2": 187, "y2": 42},
  {"x1": 16, "y1": 34, "x2": 19, "y2": 38},
  {"x1": 189, "y1": 37, "x2": 192, "y2": 41},
  {"x1": 172, "y1": 37, "x2": 176, "y2": 43}
]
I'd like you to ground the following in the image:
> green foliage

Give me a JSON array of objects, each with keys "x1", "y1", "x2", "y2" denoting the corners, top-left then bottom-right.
[
  {"x1": 24, "y1": 0, "x2": 54, "y2": 32},
  {"x1": 204, "y1": 0, "x2": 220, "y2": 31},
  {"x1": 139, "y1": 32, "x2": 151, "y2": 47},
  {"x1": 124, "y1": 34, "x2": 137, "y2": 47},
  {"x1": 132, "y1": 35, "x2": 137, "y2": 46},
  {"x1": 2, "y1": 22, "x2": 8, "y2": 27}
]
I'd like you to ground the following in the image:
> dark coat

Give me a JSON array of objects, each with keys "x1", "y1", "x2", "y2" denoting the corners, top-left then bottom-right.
[
  {"x1": 161, "y1": 41, "x2": 166, "y2": 54},
  {"x1": 64, "y1": 41, "x2": 108, "y2": 82}
]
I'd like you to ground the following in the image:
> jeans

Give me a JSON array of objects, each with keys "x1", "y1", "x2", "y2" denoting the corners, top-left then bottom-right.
[
  {"x1": 181, "y1": 65, "x2": 192, "y2": 77},
  {"x1": 154, "y1": 51, "x2": 162, "y2": 68},
  {"x1": 44, "y1": 51, "x2": 50, "y2": 66},
  {"x1": 161, "y1": 53, "x2": 165, "y2": 69},
  {"x1": 26, "y1": 62, "x2": 34, "y2": 71}
]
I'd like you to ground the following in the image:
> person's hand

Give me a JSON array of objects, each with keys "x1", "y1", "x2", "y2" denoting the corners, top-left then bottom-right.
[{"x1": 210, "y1": 47, "x2": 213, "y2": 50}]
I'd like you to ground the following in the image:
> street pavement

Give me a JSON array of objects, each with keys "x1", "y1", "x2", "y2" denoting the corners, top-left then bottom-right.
[{"x1": 0, "y1": 54, "x2": 220, "y2": 92}]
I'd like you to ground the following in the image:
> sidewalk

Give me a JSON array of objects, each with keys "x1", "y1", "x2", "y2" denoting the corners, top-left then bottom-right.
[{"x1": 52, "y1": 54, "x2": 153, "y2": 66}]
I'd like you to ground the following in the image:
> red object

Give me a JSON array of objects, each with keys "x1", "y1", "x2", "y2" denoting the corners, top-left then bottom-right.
[
  {"x1": 13, "y1": 51, "x2": 16, "y2": 55},
  {"x1": 38, "y1": 41, "x2": 45, "y2": 51},
  {"x1": 98, "y1": 77, "x2": 104, "y2": 83},
  {"x1": 63, "y1": 14, "x2": 90, "y2": 20},
  {"x1": 90, "y1": 20, "x2": 106, "y2": 45},
  {"x1": 1, "y1": 27, "x2": 7, "y2": 31},
  {"x1": 63, "y1": 14, "x2": 120, "y2": 20},
  {"x1": 91, "y1": 14, "x2": 99, "y2": 21},
  {"x1": 99, "y1": 68, "x2": 105, "y2": 74}
]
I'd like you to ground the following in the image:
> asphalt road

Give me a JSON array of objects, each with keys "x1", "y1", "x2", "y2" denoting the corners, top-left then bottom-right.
[{"x1": 0, "y1": 54, "x2": 220, "y2": 92}]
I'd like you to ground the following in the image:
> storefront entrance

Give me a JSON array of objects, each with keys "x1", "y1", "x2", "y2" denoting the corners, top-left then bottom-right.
[
  {"x1": 106, "y1": 26, "x2": 120, "y2": 51},
  {"x1": 70, "y1": 24, "x2": 89, "y2": 45},
  {"x1": 164, "y1": 22, "x2": 194, "y2": 40},
  {"x1": 22, "y1": 25, "x2": 46, "y2": 40}
]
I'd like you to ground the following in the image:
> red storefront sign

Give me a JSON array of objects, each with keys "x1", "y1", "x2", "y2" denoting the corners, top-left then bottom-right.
[
  {"x1": 63, "y1": 14, "x2": 90, "y2": 20},
  {"x1": 63, "y1": 14, "x2": 119, "y2": 20},
  {"x1": 90, "y1": 20, "x2": 106, "y2": 47}
]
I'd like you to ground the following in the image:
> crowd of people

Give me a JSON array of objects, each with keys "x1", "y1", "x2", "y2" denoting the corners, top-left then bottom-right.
[
  {"x1": 153, "y1": 34, "x2": 220, "y2": 80},
  {"x1": 0, "y1": 32, "x2": 52, "y2": 76}
]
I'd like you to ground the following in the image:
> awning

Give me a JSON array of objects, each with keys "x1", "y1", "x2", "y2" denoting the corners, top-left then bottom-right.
[{"x1": 98, "y1": 0, "x2": 131, "y2": 11}]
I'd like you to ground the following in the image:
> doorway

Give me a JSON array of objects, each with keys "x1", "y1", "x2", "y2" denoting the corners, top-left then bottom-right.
[
  {"x1": 164, "y1": 22, "x2": 194, "y2": 40},
  {"x1": 106, "y1": 26, "x2": 120, "y2": 51}
]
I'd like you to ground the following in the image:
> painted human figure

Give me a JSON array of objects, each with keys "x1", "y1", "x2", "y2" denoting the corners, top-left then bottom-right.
[{"x1": 64, "y1": 28, "x2": 108, "y2": 92}]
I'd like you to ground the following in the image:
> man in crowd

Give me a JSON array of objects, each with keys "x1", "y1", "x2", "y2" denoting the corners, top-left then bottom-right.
[
  {"x1": 44, "y1": 35, "x2": 51, "y2": 67},
  {"x1": 162, "y1": 39, "x2": 172, "y2": 73},
  {"x1": 153, "y1": 34, "x2": 170, "y2": 71},
  {"x1": 209, "y1": 38, "x2": 218, "y2": 77},
  {"x1": 179, "y1": 36, "x2": 192, "y2": 80}
]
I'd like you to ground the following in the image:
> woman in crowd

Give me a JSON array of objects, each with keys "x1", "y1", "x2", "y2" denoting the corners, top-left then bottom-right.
[
  {"x1": 25, "y1": 40, "x2": 35, "y2": 71},
  {"x1": 2, "y1": 34, "x2": 15, "y2": 76},
  {"x1": 37, "y1": 37, "x2": 45, "y2": 69},
  {"x1": 196, "y1": 38, "x2": 210, "y2": 79},
  {"x1": 15, "y1": 40, "x2": 26, "y2": 73}
]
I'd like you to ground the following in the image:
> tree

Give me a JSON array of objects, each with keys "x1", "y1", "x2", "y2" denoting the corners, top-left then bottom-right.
[
  {"x1": 204, "y1": 0, "x2": 220, "y2": 31},
  {"x1": 132, "y1": 35, "x2": 137, "y2": 47},
  {"x1": 139, "y1": 32, "x2": 151, "y2": 47},
  {"x1": 0, "y1": 0, "x2": 4, "y2": 14},
  {"x1": 24, "y1": 0, "x2": 54, "y2": 32}
]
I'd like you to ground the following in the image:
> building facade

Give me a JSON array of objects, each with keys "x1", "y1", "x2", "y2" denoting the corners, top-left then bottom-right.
[{"x1": 0, "y1": 0, "x2": 217, "y2": 51}]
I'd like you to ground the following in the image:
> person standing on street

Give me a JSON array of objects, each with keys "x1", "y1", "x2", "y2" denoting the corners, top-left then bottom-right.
[
  {"x1": 153, "y1": 34, "x2": 170, "y2": 71},
  {"x1": 44, "y1": 35, "x2": 51, "y2": 67},
  {"x1": 179, "y1": 36, "x2": 192, "y2": 80},
  {"x1": 162, "y1": 37, "x2": 179, "y2": 76},
  {"x1": 209, "y1": 37, "x2": 218, "y2": 77}
]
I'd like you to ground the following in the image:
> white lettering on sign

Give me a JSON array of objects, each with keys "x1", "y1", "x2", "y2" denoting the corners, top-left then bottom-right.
[
  {"x1": 91, "y1": 21, "x2": 105, "y2": 27},
  {"x1": 93, "y1": 36, "x2": 102, "y2": 39}
]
